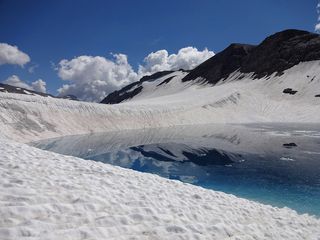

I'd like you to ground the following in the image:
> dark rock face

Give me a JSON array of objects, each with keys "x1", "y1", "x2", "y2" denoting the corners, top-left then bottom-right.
[
  {"x1": 315, "y1": 94, "x2": 320, "y2": 97},
  {"x1": 182, "y1": 43, "x2": 255, "y2": 83},
  {"x1": 157, "y1": 76, "x2": 175, "y2": 86},
  {"x1": 101, "y1": 70, "x2": 174, "y2": 104},
  {"x1": 139, "y1": 70, "x2": 174, "y2": 83},
  {"x1": 183, "y1": 29, "x2": 320, "y2": 84},
  {"x1": 103, "y1": 85, "x2": 143, "y2": 105},
  {"x1": 242, "y1": 30, "x2": 320, "y2": 77},
  {"x1": 283, "y1": 88, "x2": 298, "y2": 95}
]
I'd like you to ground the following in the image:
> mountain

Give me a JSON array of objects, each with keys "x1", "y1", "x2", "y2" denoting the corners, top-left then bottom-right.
[
  {"x1": 183, "y1": 29, "x2": 320, "y2": 83},
  {"x1": 101, "y1": 29, "x2": 320, "y2": 104}
]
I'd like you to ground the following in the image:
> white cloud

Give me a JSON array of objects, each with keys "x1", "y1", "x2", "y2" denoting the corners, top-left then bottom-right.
[
  {"x1": 138, "y1": 47, "x2": 214, "y2": 76},
  {"x1": 56, "y1": 47, "x2": 214, "y2": 102},
  {"x1": 3, "y1": 75, "x2": 32, "y2": 89},
  {"x1": 57, "y1": 54, "x2": 138, "y2": 102},
  {"x1": 31, "y1": 79, "x2": 46, "y2": 93},
  {"x1": 0, "y1": 43, "x2": 30, "y2": 66},
  {"x1": 3, "y1": 75, "x2": 47, "y2": 93}
]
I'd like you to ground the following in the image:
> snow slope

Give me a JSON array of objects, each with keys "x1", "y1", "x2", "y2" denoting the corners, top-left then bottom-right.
[
  {"x1": 1, "y1": 61, "x2": 320, "y2": 143},
  {"x1": 1, "y1": 138, "x2": 320, "y2": 240}
]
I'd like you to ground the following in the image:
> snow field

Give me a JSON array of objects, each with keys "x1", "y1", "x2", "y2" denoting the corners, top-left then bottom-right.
[{"x1": 0, "y1": 139, "x2": 320, "y2": 240}]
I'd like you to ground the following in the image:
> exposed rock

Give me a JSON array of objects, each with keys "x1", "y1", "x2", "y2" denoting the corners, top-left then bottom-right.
[
  {"x1": 157, "y1": 76, "x2": 175, "y2": 86},
  {"x1": 101, "y1": 71, "x2": 174, "y2": 104},
  {"x1": 139, "y1": 70, "x2": 175, "y2": 83},
  {"x1": 182, "y1": 43, "x2": 255, "y2": 83},
  {"x1": 183, "y1": 29, "x2": 320, "y2": 84},
  {"x1": 283, "y1": 88, "x2": 298, "y2": 95}
]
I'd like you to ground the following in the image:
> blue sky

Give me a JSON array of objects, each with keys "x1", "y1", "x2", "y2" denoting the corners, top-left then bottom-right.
[{"x1": 0, "y1": 0, "x2": 318, "y2": 101}]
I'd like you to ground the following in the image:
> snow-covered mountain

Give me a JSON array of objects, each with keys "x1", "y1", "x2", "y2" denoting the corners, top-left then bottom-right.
[
  {"x1": 1, "y1": 29, "x2": 320, "y2": 142},
  {"x1": 101, "y1": 29, "x2": 320, "y2": 104}
]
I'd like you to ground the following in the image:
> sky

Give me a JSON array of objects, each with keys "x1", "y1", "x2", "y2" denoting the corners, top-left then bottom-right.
[{"x1": 0, "y1": 0, "x2": 319, "y2": 101}]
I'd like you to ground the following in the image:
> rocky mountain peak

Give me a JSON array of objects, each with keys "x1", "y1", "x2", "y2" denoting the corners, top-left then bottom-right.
[{"x1": 183, "y1": 29, "x2": 320, "y2": 84}]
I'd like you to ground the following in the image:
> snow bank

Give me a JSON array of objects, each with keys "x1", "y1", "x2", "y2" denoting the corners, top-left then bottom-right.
[
  {"x1": 1, "y1": 61, "x2": 320, "y2": 143},
  {"x1": 0, "y1": 138, "x2": 319, "y2": 240}
]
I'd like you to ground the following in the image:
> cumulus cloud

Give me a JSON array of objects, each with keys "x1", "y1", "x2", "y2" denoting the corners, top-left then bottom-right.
[
  {"x1": 3, "y1": 75, "x2": 31, "y2": 89},
  {"x1": 57, "y1": 54, "x2": 138, "y2": 102},
  {"x1": 0, "y1": 43, "x2": 30, "y2": 66},
  {"x1": 56, "y1": 47, "x2": 214, "y2": 102},
  {"x1": 31, "y1": 79, "x2": 47, "y2": 93},
  {"x1": 3, "y1": 75, "x2": 47, "y2": 93},
  {"x1": 138, "y1": 47, "x2": 214, "y2": 76}
]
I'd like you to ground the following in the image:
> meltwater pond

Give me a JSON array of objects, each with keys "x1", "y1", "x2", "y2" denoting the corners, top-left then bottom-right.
[{"x1": 31, "y1": 124, "x2": 320, "y2": 217}]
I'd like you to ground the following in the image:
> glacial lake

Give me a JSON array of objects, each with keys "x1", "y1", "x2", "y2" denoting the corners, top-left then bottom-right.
[{"x1": 31, "y1": 123, "x2": 320, "y2": 217}]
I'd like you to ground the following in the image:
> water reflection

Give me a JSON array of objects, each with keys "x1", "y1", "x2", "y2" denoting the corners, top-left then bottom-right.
[{"x1": 31, "y1": 123, "x2": 320, "y2": 216}]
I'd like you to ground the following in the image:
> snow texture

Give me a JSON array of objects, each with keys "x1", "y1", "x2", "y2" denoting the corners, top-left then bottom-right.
[{"x1": 0, "y1": 138, "x2": 320, "y2": 240}]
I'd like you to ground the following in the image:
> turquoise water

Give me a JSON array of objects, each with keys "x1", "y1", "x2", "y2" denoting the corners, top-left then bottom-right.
[{"x1": 31, "y1": 124, "x2": 320, "y2": 217}]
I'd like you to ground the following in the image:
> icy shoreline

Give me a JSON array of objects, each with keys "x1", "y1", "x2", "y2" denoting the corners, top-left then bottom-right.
[{"x1": 1, "y1": 138, "x2": 320, "y2": 239}]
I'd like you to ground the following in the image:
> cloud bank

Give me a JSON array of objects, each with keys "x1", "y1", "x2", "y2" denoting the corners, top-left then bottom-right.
[
  {"x1": 0, "y1": 43, "x2": 30, "y2": 66},
  {"x1": 57, "y1": 47, "x2": 214, "y2": 101},
  {"x1": 3, "y1": 75, "x2": 46, "y2": 93}
]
